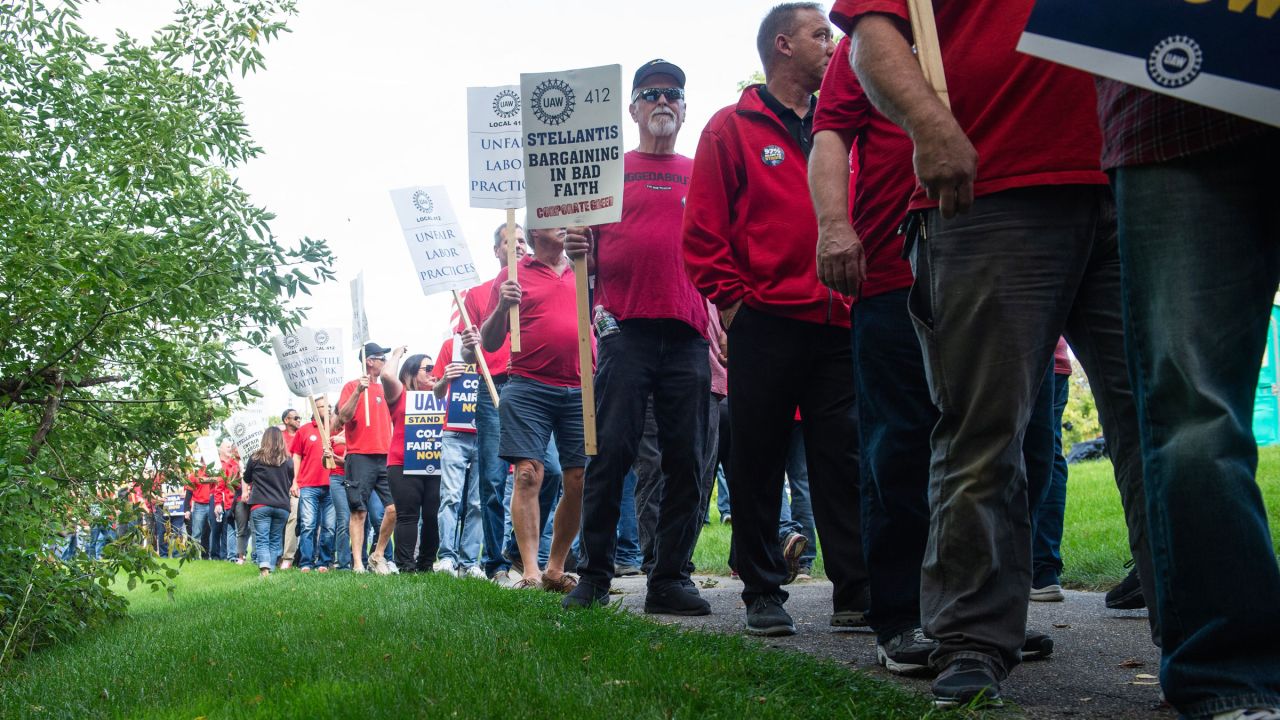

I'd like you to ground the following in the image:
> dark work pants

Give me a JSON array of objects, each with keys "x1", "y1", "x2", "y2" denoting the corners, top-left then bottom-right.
[
  {"x1": 578, "y1": 319, "x2": 709, "y2": 592},
  {"x1": 912, "y1": 185, "x2": 1154, "y2": 677},
  {"x1": 727, "y1": 306, "x2": 866, "y2": 609},
  {"x1": 388, "y1": 465, "x2": 440, "y2": 572}
]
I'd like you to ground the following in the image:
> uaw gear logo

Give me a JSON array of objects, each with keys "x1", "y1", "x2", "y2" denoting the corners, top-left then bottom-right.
[
  {"x1": 232, "y1": 422, "x2": 247, "y2": 438},
  {"x1": 761, "y1": 145, "x2": 785, "y2": 167},
  {"x1": 1147, "y1": 36, "x2": 1203, "y2": 89},
  {"x1": 493, "y1": 89, "x2": 520, "y2": 119},
  {"x1": 531, "y1": 78, "x2": 575, "y2": 126},
  {"x1": 283, "y1": 333, "x2": 301, "y2": 350},
  {"x1": 314, "y1": 329, "x2": 330, "y2": 346},
  {"x1": 411, "y1": 189, "x2": 434, "y2": 215}
]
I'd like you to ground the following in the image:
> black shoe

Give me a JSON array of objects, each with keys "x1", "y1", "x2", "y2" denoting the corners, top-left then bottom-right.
[
  {"x1": 1106, "y1": 562, "x2": 1145, "y2": 609},
  {"x1": 644, "y1": 584, "x2": 711, "y2": 616},
  {"x1": 876, "y1": 628, "x2": 938, "y2": 676},
  {"x1": 780, "y1": 532, "x2": 807, "y2": 585},
  {"x1": 831, "y1": 585, "x2": 871, "y2": 628},
  {"x1": 931, "y1": 659, "x2": 1003, "y2": 708},
  {"x1": 1023, "y1": 630, "x2": 1054, "y2": 660},
  {"x1": 561, "y1": 581, "x2": 610, "y2": 610},
  {"x1": 680, "y1": 577, "x2": 700, "y2": 595},
  {"x1": 745, "y1": 594, "x2": 796, "y2": 636},
  {"x1": 615, "y1": 564, "x2": 642, "y2": 577}
]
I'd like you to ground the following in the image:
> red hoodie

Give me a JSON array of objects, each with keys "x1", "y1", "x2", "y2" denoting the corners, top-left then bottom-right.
[{"x1": 683, "y1": 85, "x2": 850, "y2": 329}]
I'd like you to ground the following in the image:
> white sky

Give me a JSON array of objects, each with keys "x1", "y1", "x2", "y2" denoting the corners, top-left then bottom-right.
[{"x1": 77, "y1": 0, "x2": 798, "y2": 420}]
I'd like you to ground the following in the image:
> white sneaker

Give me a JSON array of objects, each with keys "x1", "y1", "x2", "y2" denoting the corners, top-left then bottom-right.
[
  {"x1": 1030, "y1": 584, "x2": 1065, "y2": 602},
  {"x1": 432, "y1": 558, "x2": 457, "y2": 575},
  {"x1": 463, "y1": 565, "x2": 486, "y2": 579},
  {"x1": 1214, "y1": 709, "x2": 1280, "y2": 720},
  {"x1": 491, "y1": 569, "x2": 516, "y2": 588},
  {"x1": 369, "y1": 556, "x2": 393, "y2": 576}
]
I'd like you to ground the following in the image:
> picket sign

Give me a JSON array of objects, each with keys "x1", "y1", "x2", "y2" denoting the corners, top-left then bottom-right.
[{"x1": 907, "y1": 0, "x2": 950, "y2": 109}]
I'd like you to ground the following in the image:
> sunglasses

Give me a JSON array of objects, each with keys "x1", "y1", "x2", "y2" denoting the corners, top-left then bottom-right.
[{"x1": 634, "y1": 87, "x2": 684, "y2": 103}]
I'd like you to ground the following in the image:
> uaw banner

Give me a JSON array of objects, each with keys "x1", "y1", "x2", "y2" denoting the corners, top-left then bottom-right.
[
  {"x1": 520, "y1": 64, "x2": 625, "y2": 229},
  {"x1": 444, "y1": 359, "x2": 479, "y2": 433},
  {"x1": 403, "y1": 390, "x2": 446, "y2": 475},
  {"x1": 271, "y1": 328, "x2": 329, "y2": 397},
  {"x1": 226, "y1": 411, "x2": 263, "y2": 459},
  {"x1": 1018, "y1": 1, "x2": 1279, "y2": 127},
  {"x1": 389, "y1": 186, "x2": 482, "y2": 296},
  {"x1": 468, "y1": 85, "x2": 526, "y2": 209},
  {"x1": 311, "y1": 326, "x2": 345, "y2": 391}
]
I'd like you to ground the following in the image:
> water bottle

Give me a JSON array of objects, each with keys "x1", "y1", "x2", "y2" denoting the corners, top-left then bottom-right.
[{"x1": 593, "y1": 305, "x2": 620, "y2": 339}]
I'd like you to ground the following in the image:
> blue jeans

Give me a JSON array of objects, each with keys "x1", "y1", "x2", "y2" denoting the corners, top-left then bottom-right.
[
  {"x1": 329, "y1": 475, "x2": 352, "y2": 569},
  {"x1": 1032, "y1": 372, "x2": 1072, "y2": 588},
  {"x1": 475, "y1": 378, "x2": 510, "y2": 575},
  {"x1": 153, "y1": 512, "x2": 185, "y2": 557},
  {"x1": 189, "y1": 503, "x2": 211, "y2": 559},
  {"x1": 297, "y1": 486, "x2": 335, "y2": 569},
  {"x1": 1115, "y1": 135, "x2": 1280, "y2": 718},
  {"x1": 208, "y1": 500, "x2": 227, "y2": 560},
  {"x1": 779, "y1": 424, "x2": 816, "y2": 567},
  {"x1": 439, "y1": 431, "x2": 483, "y2": 568},
  {"x1": 88, "y1": 525, "x2": 113, "y2": 560},
  {"x1": 251, "y1": 505, "x2": 289, "y2": 569},
  {"x1": 366, "y1": 490, "x2": 393, "y2": 563},
  {"x1": 614, "y1": 469, "x2": 642, "y2": 567}
]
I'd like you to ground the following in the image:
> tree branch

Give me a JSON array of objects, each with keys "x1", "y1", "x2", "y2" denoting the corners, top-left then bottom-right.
[{"x1": 25, "y1": 371, "x2": 64, "y2": 463}]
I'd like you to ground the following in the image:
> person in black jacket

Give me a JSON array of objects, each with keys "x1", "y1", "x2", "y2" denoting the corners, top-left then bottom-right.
[{"x1": 244, "y1": 427, "x2": 295, "y2": 576}]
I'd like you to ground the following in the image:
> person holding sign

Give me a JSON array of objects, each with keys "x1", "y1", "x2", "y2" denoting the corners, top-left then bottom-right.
[
  {"x1": 563, "y1": 60, "x2": 712, "y2": 616},
  {"x1": 431, "y1": 331, "x2": 485, "y2": 578},
  {"x1": 682, "y1": 4, "x2": 867, "y2": 640},
  {"x1": 480, "y1": 226, "x2": 593, "y2": 593},
  {"x1": 386, "y1": 352, "x2": 443, "y2": 574},
  {"x1": 462, "y1": 223, "x2": 529, "y2": 580},
  {"x1": 334, "y1": 342, "x2": 400, "y2": 574},
  {"x1": 1098, "y1": 84, "x2": 1280, "y2": 720},
  {"x1": 833, "y1": 0, "x2": 1153, "y2": 706},
  {"x1": 288, "y1": 396, "x2": 337, "y2": 573}
]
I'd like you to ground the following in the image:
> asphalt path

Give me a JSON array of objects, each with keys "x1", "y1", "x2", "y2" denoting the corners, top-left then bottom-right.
[{"x1": 607, "y1": 575, "x2": 1173, "y2": 719}]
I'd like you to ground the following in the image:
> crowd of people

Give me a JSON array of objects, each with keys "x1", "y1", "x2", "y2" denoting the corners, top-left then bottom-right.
[{"x1": 54, "y1": 2, "x2": 1278, "y2": 717}]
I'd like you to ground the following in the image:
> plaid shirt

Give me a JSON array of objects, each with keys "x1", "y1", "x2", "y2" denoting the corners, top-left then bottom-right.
[{"x1": 1096, "y1": 79, "x2": 1272, "y2": 170}]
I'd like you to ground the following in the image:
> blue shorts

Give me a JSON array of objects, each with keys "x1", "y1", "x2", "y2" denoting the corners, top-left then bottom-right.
[{"x1": 498, "y1": 376, "x2": 587, "y2": 469}]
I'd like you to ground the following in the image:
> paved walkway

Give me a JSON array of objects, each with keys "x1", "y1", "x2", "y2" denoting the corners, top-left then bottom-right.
[{"x1": 608, "y1": 575, "x2": 1172, "y2": 719}]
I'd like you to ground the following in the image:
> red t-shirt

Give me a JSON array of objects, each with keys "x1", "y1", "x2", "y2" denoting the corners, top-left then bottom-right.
[
  {"x1": 829, "y1": 0, "x2": 1108, "y2": 209},
  {"x1": 282, "y1": 427, "x2": 296, "y2": 450},
  {"x1": 330, "y1": 437, "x2": 347, "y2": 478},
  {"x1": 814, "y1": 36, "x2": 916, "y2": 301},
  {"x1": 386, "y1": 391, "x2": 407, "y2": 467},
  {"x1": 288, "y1": 421, "x2": 331, "y2": 488},
  {"x1": 463, "y1": 275, "x2": 511, "y2": 382},
  {"x1": 488, "y1": 254, "x2": 594, "y2": 388},
  {"x1": 432, "y1": 337, "x2": 478, "y2": 434},
  {"x1": 186, "y1": 469, "x2": 213, "y2": 504},
  {"x1": 1053, "y1": 338, "x2": 1072, "y2": 376},
  {"x1": 594, "y1": 151, "x2": 708, "y2": 334},
  {"x1": 338, "y1": 378, "x2": 392, "y2": 455}
]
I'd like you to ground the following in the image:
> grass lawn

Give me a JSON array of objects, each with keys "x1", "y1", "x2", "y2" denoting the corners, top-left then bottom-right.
[
  {"x1": 0, "y1": 562, "x2": 934, "y2": 720},
  {"x1": 693, "y1": 446, "x2": 1280, "y2": 589}
]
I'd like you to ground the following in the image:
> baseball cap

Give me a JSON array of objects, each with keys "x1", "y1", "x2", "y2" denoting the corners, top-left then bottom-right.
[
  {"x1": 633, "y1": 59, "x2": 685, "y2": 89},
  {"x1": 362, "y1": 342, "x2": 392, "y2": 359}
]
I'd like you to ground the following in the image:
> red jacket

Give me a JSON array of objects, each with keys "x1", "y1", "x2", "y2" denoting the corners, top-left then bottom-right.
[{"x1": 682, "y1": 85, "x2": 850, "y2": 328}]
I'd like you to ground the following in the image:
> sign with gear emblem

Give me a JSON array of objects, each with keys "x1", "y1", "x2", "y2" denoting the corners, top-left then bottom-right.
[
  {"x1": 520, "y1": 64, "x2": 625, "y2": 228},
  {"x1": 467, "y1": 85, "x2": 526, "y2": 209},
  {"x1": 271, "y1": 328, "x2": 330, "y2": 396},
  {"x1": 388, "y1": 185, "x2": 481, "y2": 297},
  {"x1": 1018, "y1": 0, "x2": 1278, "y2": 127},
  {"x1": 225, "y1": 411, "x2": 263, "y2": 458}
]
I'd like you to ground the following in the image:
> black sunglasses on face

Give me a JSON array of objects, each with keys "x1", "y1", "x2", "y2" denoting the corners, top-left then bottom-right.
[{"x1": 634, "y1": 87, "x2": 684, "y2": 103}]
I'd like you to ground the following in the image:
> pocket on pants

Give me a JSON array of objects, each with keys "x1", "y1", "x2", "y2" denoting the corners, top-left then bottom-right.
[{"x1": 906, "y1": 232, "x2": 949, "y2": 412}]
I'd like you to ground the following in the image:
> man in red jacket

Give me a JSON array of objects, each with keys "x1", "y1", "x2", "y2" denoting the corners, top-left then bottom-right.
[{"x1": 682, "y1": 2, "x2": 867, "y2": 638}]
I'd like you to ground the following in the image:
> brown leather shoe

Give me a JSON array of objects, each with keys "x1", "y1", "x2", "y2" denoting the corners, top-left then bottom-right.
[{"x1": 540, "y1": 573, "x2": 579, "y2": 594}]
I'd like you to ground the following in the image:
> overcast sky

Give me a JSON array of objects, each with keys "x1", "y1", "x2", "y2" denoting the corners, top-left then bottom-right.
[{"x1": 77, "y1": 0, "x2": 800, "y2": 421}]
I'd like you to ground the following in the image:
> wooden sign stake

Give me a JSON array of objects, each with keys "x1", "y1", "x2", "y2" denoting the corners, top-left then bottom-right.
[
  {"x1": 573, "y1": 255, "x2": 597, "y2": 456},
  {"x1": 506, "y1": 208, "x2": 521, "y2": 353},
  {"x1": 907, "y1": 0, "x2": 951, "y2": 109},
  {"x1": 452, "y1": 289, "x2": 501, "y2": 408}
]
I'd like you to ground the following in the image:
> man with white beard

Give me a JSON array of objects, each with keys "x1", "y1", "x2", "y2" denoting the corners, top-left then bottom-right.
[{"x1": 562, "y1": 60, "x2": 713, "y2": 616}]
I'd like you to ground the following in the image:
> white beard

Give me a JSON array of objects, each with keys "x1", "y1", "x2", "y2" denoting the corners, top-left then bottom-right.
[{"x1": 647, "y1": 111, "x2": 678, "y2": 137}]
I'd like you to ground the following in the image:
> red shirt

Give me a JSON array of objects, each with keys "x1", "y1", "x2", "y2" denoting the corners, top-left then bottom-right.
[
  {"x1": 1053, "y1": 338, "x2": 1072, "y2": 376},
  {"x1": 288, "y1": 421, "x2": 331, "y2": 488},
  {"x1": 186, "y1": 469, "x2": 213, "y2": 504},
  {"x1": 594, "y1": 151, "x2": 707, "y2": 335},
  {"x1": 282, "y1": 427, "x2": 296, "y2": 450},
  {"x1": 431, "y1": 337, "x2": 478, "y2": 434},
  {"x1": 830, "y1": 0, "x2": 1108, "y2": 209},
  {"x1": 386, "y1": 392, "x2": 407, "y2": 467},
  {"x1": 814, "y1": 36, "x2": 915, "y2": 301},
  {"x1": 338, "y1": 378, "x2": 392, "y2": 455},
  {"x1": 683, "y1": 86, "x2": 851, "y2": 328},
  {"x1": 489, "y1": 254, "x2": 593, "y2": 387},
  {"x1": 462, "y1": 274, "x2": 511, "y2": 382},
  {"x1": 330, "y1": 437, "x2": 347, "y2": 478}
]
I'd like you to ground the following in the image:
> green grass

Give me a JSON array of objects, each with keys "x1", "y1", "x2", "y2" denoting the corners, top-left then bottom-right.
[
  {"x1": 0, "y1": 562, "x2": 932, "y2": 720},
  {"x1": 692, "y1": 446, "x2": 1280, "y2": 589}
]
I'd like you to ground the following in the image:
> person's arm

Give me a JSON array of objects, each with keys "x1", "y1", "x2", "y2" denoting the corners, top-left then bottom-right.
[
  {"x1": 849, "y1": 13, "x2": 976, "y2": 218},
  {"x1": 334, "y1": 380, "x2": 366, "y2": 428},
  {"x1": 433, "y1": 363, "x2": 465, "y2": 399},
  {"x1": 381, "y1": 345, "x2": 408, "y2": 406},
  {"x1": 290, "y1": 453, "x2": 302, "y2": 497},
  {"x1": 481, "y1": 280, "x2": 520, "y2": 352},
  {"x1": 681, "y1": 123, "x2": 747, "y2": 329},
  {"x1": 810, "y1": 129, "x2": 864, "y2": 297}
]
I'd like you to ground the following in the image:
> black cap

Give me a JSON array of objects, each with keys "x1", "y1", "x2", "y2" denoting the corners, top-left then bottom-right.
[
  {"x1": 362, "y1": 342, "x2": 391, "y2": 359},
  {"x1": 633, "y1": 59, "x2": 685, "y2": 90}
]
